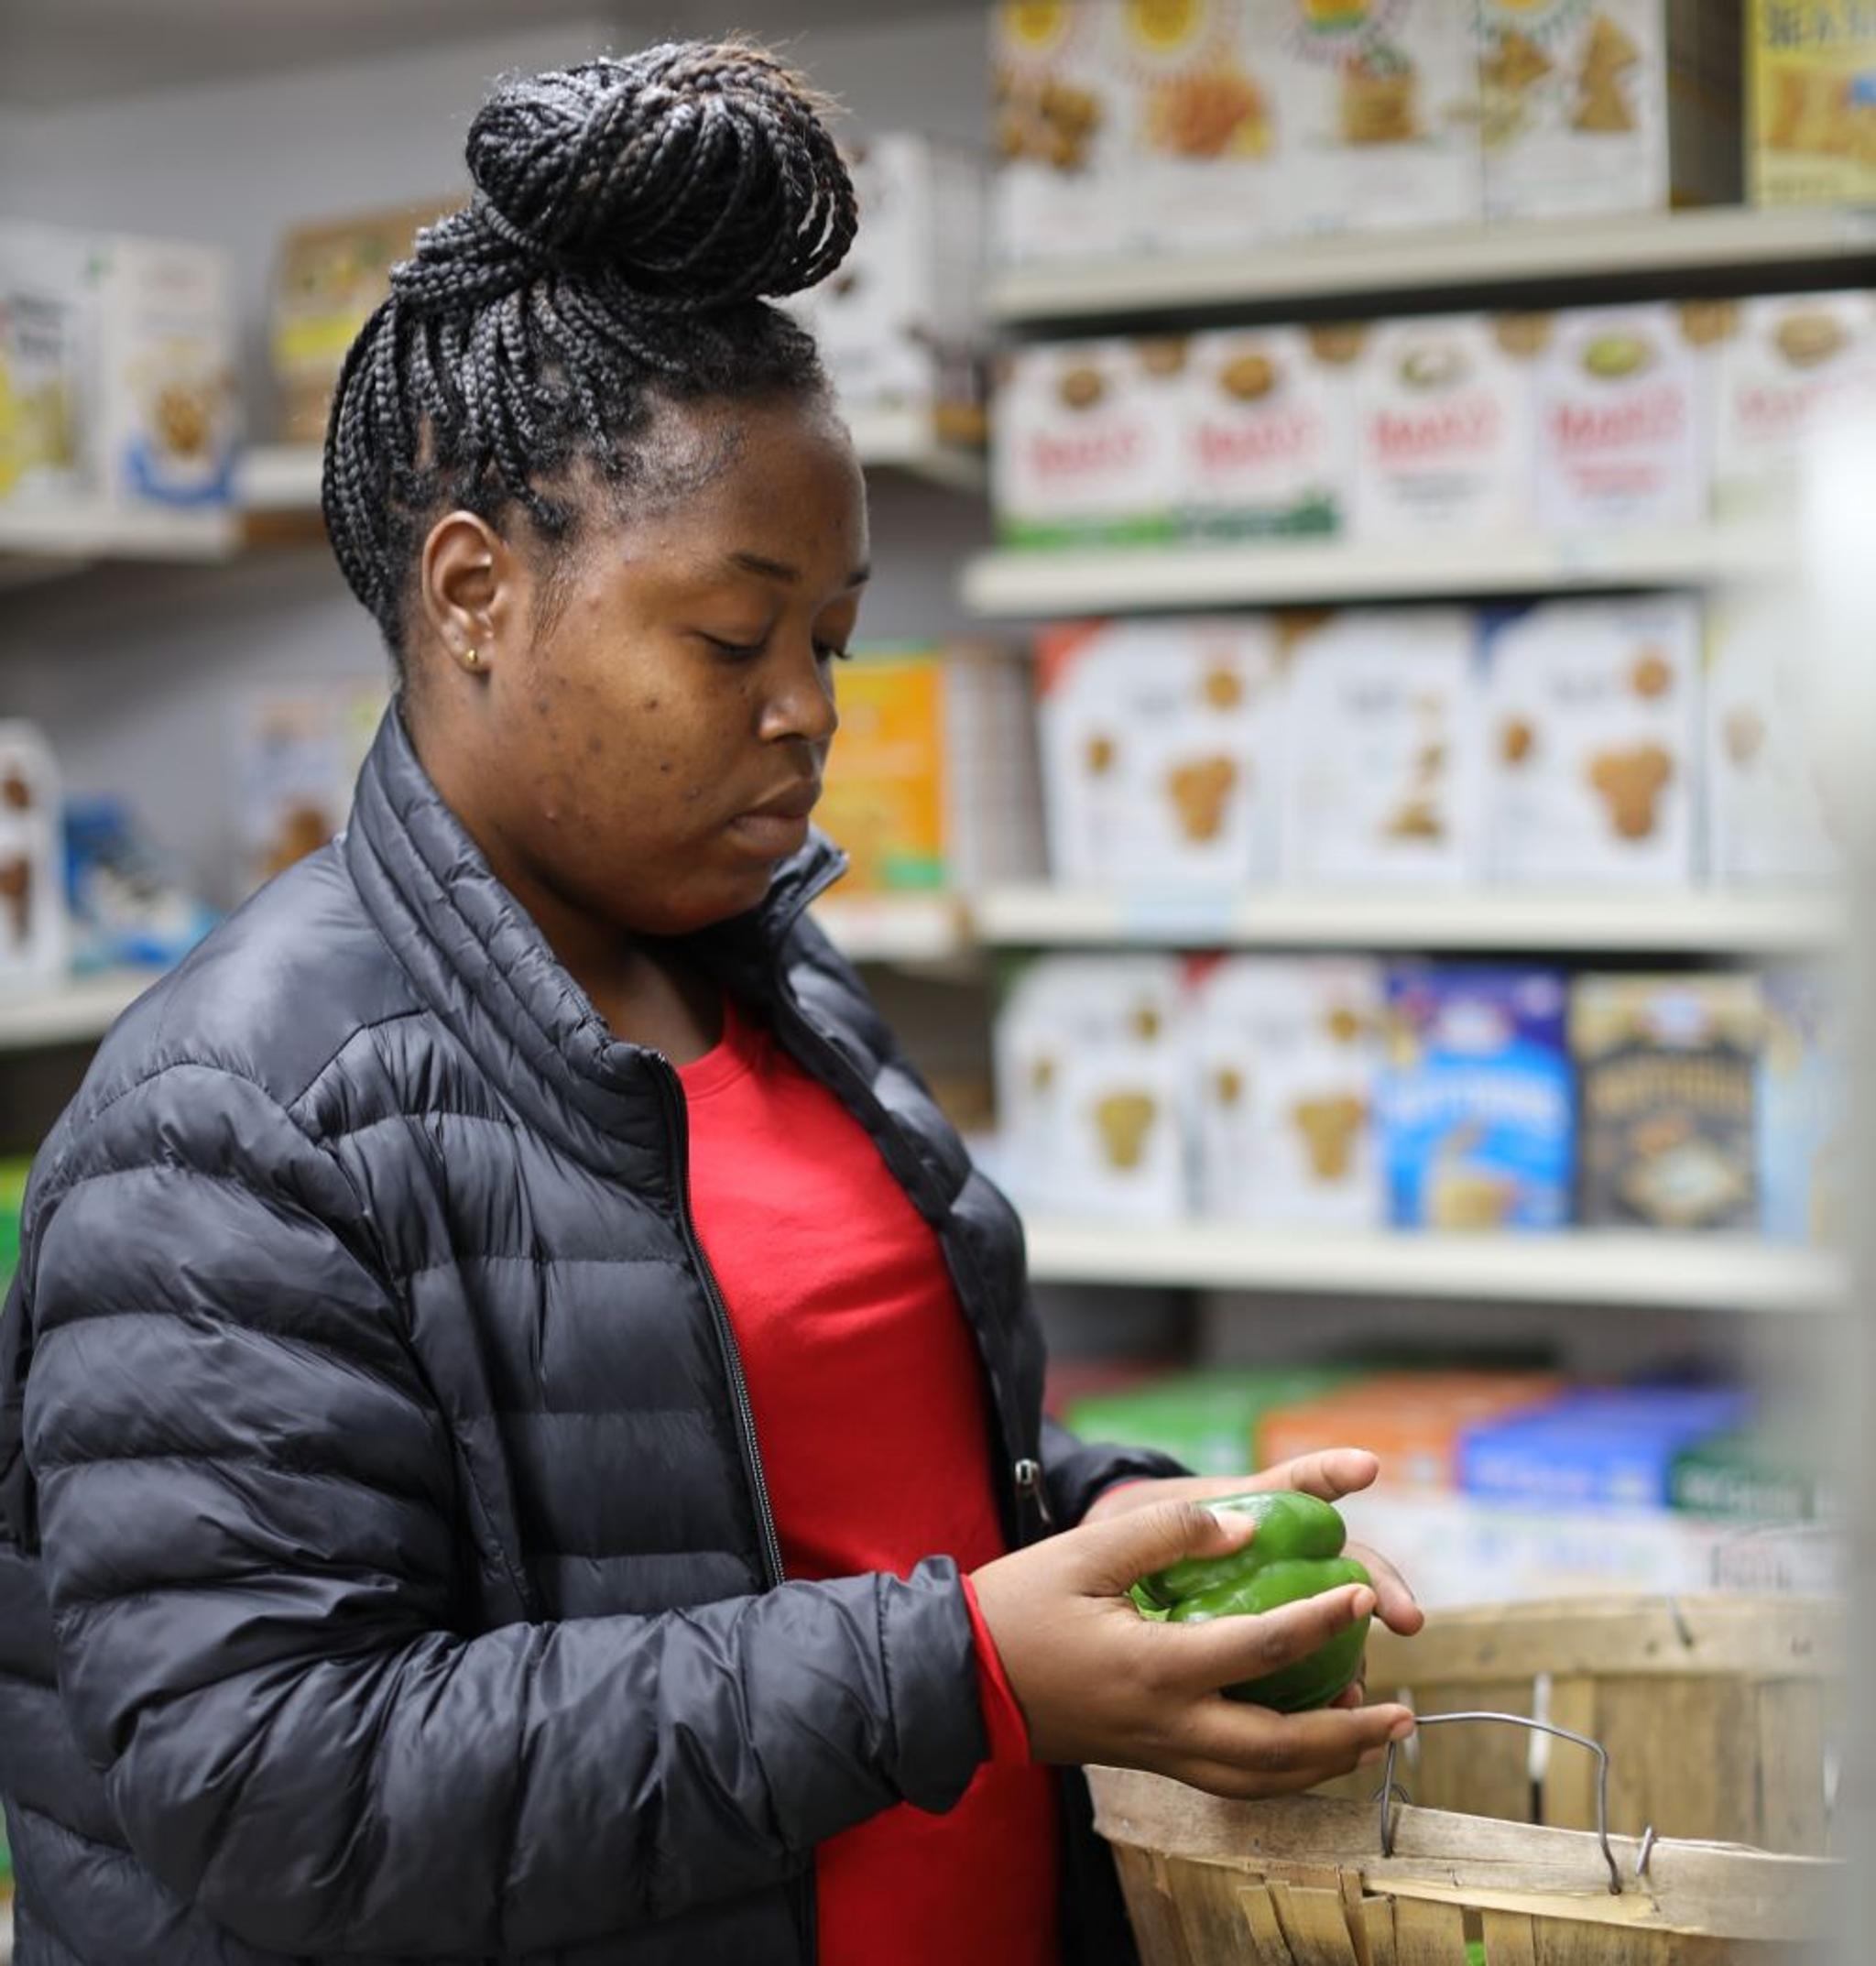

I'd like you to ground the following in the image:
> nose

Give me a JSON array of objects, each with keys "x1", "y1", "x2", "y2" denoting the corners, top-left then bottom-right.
[{"x1": 758, "y1": 636, "x2": 840, "y2": 749}]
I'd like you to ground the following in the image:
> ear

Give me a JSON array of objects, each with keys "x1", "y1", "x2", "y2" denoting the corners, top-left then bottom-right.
[{"x1": 418, "y1": 510, "x2": 525, "y2": 676}]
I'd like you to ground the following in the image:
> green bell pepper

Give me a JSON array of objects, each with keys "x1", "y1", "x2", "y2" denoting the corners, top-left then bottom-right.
[{"x1": 1130, "y1": 1491, "x2": 1371, "y2": 1713}]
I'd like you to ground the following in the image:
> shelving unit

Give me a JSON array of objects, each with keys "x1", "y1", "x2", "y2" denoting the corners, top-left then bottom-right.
[
  {"x1": 813, "y1": 893, "x2": 970, "y2": 964},
  {"x1": 0, "y1": 500, "x2": 237, "y2": 586},
  {"x1": 987, "y1": 204, "x2": 1876, "y2": 323},
  {"x1": 1021, "y1": 1218, "x2": 1842, "y2": 1315},
  {"x1": 0, "y1": 971, "x2": 155, "y2": 1054}
]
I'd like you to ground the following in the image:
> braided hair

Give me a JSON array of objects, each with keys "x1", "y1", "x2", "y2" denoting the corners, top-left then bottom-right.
[{"x1": 322, "y1": 41, "x2": 858, "y2": 672}]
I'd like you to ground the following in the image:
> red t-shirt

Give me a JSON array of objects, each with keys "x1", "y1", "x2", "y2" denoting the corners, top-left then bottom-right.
[{"x1": 678, "y1": 997, "x2": 1060, "y2": 1966}]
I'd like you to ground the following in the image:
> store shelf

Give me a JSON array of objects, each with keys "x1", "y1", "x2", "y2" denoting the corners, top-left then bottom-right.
[
  {"x1": 964, "y1": 523, "x2": 1794, "y2": 617},
  {"x1": 0, "y1": 970, "x2": 153, "y2": 1054},
  {"x1": 973, "y1": 885, "x2": 1839, "y2": 956},
  {"x1": 235, "y1": 443, "x2": 324, "y2": 512},
  {"x1": 987, "y1": 204, "x2": 1876, "y2": 323},
  {"x1": 1020, "y1": 1218, "x2": 1842, "y2": 1313},
  {"x1": 813, "y1": 893, "x2": 970, "y2": 963},
  {"x1": 0, "y1": 499, "x2": 237, "y2": 579}
]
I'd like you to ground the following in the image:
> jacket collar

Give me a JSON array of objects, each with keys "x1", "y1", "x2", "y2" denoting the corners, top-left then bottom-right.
[{"x1": 343, "y1": 704, "x2": 845, "y2": 1166}]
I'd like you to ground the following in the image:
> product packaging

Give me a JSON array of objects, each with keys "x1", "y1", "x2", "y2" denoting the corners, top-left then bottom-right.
[
  {"x1": 1759, "y1": 965, "x2": 1845, "y2": 1245},
  {"x1": 1350, "y1": 312, "x2": 1541, "y2": 541},
  {"x1": 1066, "y1": 1367, "x2": 1357, "y2": 1477},
  {"x1": 234, "y1": 684, "x2": 388, "y2": 894},
  {"x1": 994, "y1": 954, "x2": 1189, "y2": 1223},
  {"x1": 1670, "y1": 1421, "x2": 1828, "y2": 1521},
  {"x1": 0, "y1": 721, "x2": 67, "y2": 991},
  {"x1": 1572, "y1": 972, "x2": 1763, "y2": 1229},
  {"x1": 1482, "y1": 594, "x2": 1701, "y2": 886},
  {"x1": 1280, "y1": 607, "x2": 1484, "y2": 886},
  {"x1": 1188, "y1": 956, "x2": 1386, "y2": 1228},
  {"x1": 63, "y1": 799, "x2": 218, "y2": 973},
  {"x1": 1749, "y1": 0, "x2": 1876, "y2": 207},
  {"x1": 1380, "y1": 965, "x2": 1576, "y2": 1231},
  {"x1": 0, "y1": 222, "x2": 91, "y2": 506},
  {"x1": 992, "y1": 335, "x2": 1186, "y2": 546},
  {"x1": 0, "y1": 1158, "x2": 30, "y2": 1294},
  {"x1": 1036, "y1": 615, "x2": 1284, "y2": 886}
]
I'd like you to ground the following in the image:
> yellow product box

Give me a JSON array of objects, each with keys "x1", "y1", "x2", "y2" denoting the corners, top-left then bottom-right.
[
  {"x1": 271, "y1": 199, "x2": 457, "y2": 443},
  {"x1": 1751, "y1": 0, "x2": 1876, "y2": 204}
]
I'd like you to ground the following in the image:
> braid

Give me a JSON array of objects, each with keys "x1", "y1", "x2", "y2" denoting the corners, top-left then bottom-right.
[{"x1": 321, "y1": 38, "x2": 855, "y2": 670}]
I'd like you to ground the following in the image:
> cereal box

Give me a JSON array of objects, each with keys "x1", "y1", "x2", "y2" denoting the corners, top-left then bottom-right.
[
  {"x1": 992, "y1": 335, "x2": 1186, "y2": 546},
  {"x1": 994, "y1": 955, "x2": 1190, "y2": 1222},
  {"x1": 1380, "y1": 965, "x2": 1576, "y2": 1231},
  {"x1": 1476, "y1": 0, "x2": 1743, "y2": 223},
  {"x1": 1180, "y1": 324, "x2": 1355, "y2": 540},
  {"x1": 1350, "y1": 312, "x2": 1541, "y2": 541},
  {"x1": 0, "y1": 223, "x2": 91, "y2": 507},
  {"x1": 1271, "y1": 0, "x2": 1485, "y2": 239},
  {"x1": 1711, "y1": 291, "x2": 1876, "y2": 519},
  {"x1": 1482, "y1": 595, "x2": 1701, "y2": 887},
  {"x1": 1705, "y1": 588, "x2": 1838, "y2": 885},
  {"x1": 0, "y1": 722, "x2": 67, "y2": 991},
  {"x1": 1069, "y1": 1367, "x2": 1358, "y2": 1475},
  {"x1": 1280, "y1": 607, "x2": 1484, "y2": 886},
  {"x1": 1533, "y1": 302, "x2": 1714, "y2": 530},
  {"x1": 1189, "y1": 956, "x2": 1386, "y2": 1228},
  {"x1": 234, "y1": 684, "x2": 387, "y2": 894},
  {"x1": 1572, "y1": 972, "x2": 1762, "y2": 1230},
  {"x1": 1750, "y1": 0, "x2": 1876, "y2": 206},
  {"x1": 1759, "y1": 965, "x2": 1845, "y2": 1244},
  {"x1": 1036, "y1": 615, "x2": 1284, "y2": 886}
]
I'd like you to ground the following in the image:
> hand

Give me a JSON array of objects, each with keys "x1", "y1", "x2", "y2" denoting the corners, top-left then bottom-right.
[
  {"x1": 1078, "y1": 1448, "x2": 1424, "y2": 1640},
  {"x1": 969, "y1": 1498, "x2": 1416, "y2": 1800}
]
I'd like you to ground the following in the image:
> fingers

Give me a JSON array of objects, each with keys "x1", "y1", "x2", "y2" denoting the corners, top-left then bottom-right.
[
  {"x1": 1172, "y1": 1700, "x2": 1414, "y2": 1798},
  {"x1": 1075, "y1": 1497, "x2": 1258, "y2": 1597},
  {"x1": 1346, "y1": 1540, "x2": 1424, "y2": 1636},
  {"x1": 1256, "y1": 1447, "x2": 1380, "y2": 1503},
  {"x1": 1156, "y1": 1582, "x2": 1375, "y2": 1694}
]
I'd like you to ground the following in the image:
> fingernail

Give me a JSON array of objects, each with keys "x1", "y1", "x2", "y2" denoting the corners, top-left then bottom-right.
[
  {"x1": 1350, "y1": 1588, "x2": 1377, "y2": 1620},
  {"x1": 1391, "y1": 1716, "x2": 1416, "y2": 1741}
]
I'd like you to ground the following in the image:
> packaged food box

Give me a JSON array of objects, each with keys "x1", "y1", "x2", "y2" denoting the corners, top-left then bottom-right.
[
  {"x1": 1477, "y1": 0, "x2": 1743, "y2": 223},
  {"x1": 790, "y1": 135, "x2": 984, "y2": 433},
  {"x1": 1280, "y1": 607, "x2": 1484, "y2": 886},
  {"x1": 271, "y1": 199, "x2": 456, "y2": 444},
  {"x1": 1350, "y1": 312, "x2": 1541, "y2": 541},
  {"x1": 0, "y1": 222, "x2": 92, "y2": 506},
  {"x1": 1459, "y1": 1385, "x2": 1755, "y2": 1511},
  {"x1": 1260, "y1": 1371, "x2": 1564, "y2": 1492},
  {"x1": 1749, "y1": 0, "x2": 1876, "y2": 207},
  {"x1": 819, "y1": 642, "x2": 1041, "y2": 895},
  {"x1": 0, "y1": 1157, "x2": 30, "y2": 1294},
  {"x1": 1180, "y1": 324, "x2": 1355, "y2": 541},
  {"x1": 1272, "y1": 0, "x2": 1484, "y2": 239},
  {"x1": 1572, "y1": 972, "x2": 1763, "y2": 1230},
  {"x1": 87, "y1": 234, "x2": 237, "y2": 508},
  {"x1": 1068, "y1": 1367, "x2": 1358, "y2": 1477},
  {"x1": 1482, "y1": 594, "x2": 1701, "y2": 887},
  {"x1": 992, "y1": 335, "x2": 1186, "y2": 547},
  {"x1": 1380, "y1": 965, "x2": 1575, "y2": 1231},
  {"x1": 994, "y1": 955, "x2": 1189, "y2": 1223},
  {"x1": 1759, "y1": 965, "x2": 1845, "y2": 1245},
  {"x1": 1188, "y1": 956, "x2": 1386, "y2": 1229},
  {"x1": 1670, "y1": 1421, "x2": 1827, "y2": 1521},
  {"x1": 1532, "y1": 302, "x2": 1715, "y2": 532},
  {"x1": 1705, "y1": 589, "x2": 1838, "y2": 885},
  {"x1": 234, "y1": 684, "x2": 388, "y2": 894},
  {"x1": 0, "y1": 722, "x2": 67, "y2": 991},
  {"x1": 1711, "y1": 291, "x2": 1876, "y2": 518},
  {"x1": 1036, "y1": 615, "x2": 1284, "y2": 887}
]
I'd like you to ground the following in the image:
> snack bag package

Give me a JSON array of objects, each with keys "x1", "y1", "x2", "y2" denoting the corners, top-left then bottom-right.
[
  {"x1": 1188, "y1": 956, "x2": 1387, "y2": 1228},
  {"x1": 0, "y1": 722, "x2": 66, "y2": 991},
  {"x1": 1759, "y1": 964, "x2": 1846, "y2": 1245},
  {"x1": 1271, "y1": 0, "x2": 1484, "y2": 239},
  {"x1": 1350, "y1": 312, "x2": 1542, "y2": 541},
  {"x1": 1482, "y1": 594, "x2": 1701, "y2": 888},
  {"x1": 1705, "y1": 588, "x2": 1838, "y2": 885},
  {"x1": 1380, "y1": 965, "x2": 1576, "y2": 1231},
  {"x1": 1749, "y1": 0, "x2": 1876, "y2": 207},
  {"x1": 993, "y1": 954, "x2": 1190, "y2": 1223},
  {"x1": 992, "y1": 335, "x2": 1186, "y2": 547},
  {"x1": 1179, "y1": 324, "x2": 1356, "y2": 541},
  {"x1": 1533, "y1": 301, "x2": 1715, "y2": 531},
  {"x1": 1572, "y1": 972, "x2": 1762, "y2": 1230},
  {"x1": 1280, "y1": 607, "x2": 1485, "y2": 886},
  {"x1": 1037, "y1": 615, "x2": 1285, "y2": 887},
  {"x1": 0, "y1": 222, "x2": 92, "y2": 506},
  {"x1": 1710, "y1": 290, "x2": 1876, "y2": 519}
]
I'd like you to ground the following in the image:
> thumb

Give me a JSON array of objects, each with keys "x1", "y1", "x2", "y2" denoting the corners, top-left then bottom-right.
[{"x1": 1073, "y1": 1497, "x2": 1258, "y2": 1598}]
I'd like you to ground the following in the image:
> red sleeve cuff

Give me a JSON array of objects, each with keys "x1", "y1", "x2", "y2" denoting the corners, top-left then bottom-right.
[{"x1": 961, "y1": 1574, "x2": 1032, "y2": 1766}]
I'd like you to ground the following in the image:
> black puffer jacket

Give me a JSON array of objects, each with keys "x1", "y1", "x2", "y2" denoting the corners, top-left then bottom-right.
[{"x1": 0, "y1": 708, "x2": 1179, "y2": 1966}]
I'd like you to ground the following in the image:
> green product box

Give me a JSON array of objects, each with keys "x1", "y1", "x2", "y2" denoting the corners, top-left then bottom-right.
[
  {"x1": 1670, "y1": 1426, "x2": 1823, "y2": 1523},
  {"x1": 1067, "y1": 1368, "x2": 1362, "y2": 1478},
  {"x1": 0, "y1": 1158, "x2": 30, "y2": 1295}
]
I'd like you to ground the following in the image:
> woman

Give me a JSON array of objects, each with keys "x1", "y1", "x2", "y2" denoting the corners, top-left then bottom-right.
[{"x1": 0, "y1": 43, "x2": 1419, "y2": 1966}]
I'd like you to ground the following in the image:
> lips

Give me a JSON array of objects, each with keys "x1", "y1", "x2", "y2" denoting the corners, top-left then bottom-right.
[
  {"x1": 742, "y1": 781, "x2": 822, "y2": 824},
  {"x1": 728, "y1": 780, "x2": 821, "y2": 858}
]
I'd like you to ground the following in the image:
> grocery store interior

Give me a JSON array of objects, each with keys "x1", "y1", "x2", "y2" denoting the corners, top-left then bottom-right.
[{"x1": 0, "y1": 0, "x2": 1865, "y2": 1958}]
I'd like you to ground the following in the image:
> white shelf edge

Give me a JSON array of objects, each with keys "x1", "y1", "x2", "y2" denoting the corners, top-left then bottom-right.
[
  {"x1": 0, "y1": 971, "x2": 155, "y2": 1053},
  {"x1": 1020, "y1": 1218, "x2": 1843, "y2": 1313},
  {"x1": 234, "y1": 444, "x2": 324, "y2": 513},
  {"x1": 964, "y1": 525, "x2": 1795, "y2": 616},
  {"x1": 0, "y1": 501, "x2": 236, "y2": 563},
  {"x1": 987, "y1": 205, "x2": 1876, "y2": 322},
  {"x1": 972, "y1": 885, "x2": 1840, "y2": 956},
  {"x1": 813, "y1": 893, "x2": 971, "y2": 964}
]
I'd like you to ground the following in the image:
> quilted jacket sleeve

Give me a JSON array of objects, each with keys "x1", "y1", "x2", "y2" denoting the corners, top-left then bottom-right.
[
  {"x1": 1039, "y1": 1414, "x2": 1189, "y2": 1526},
  {"x1": 22, "y1": 1065, "x2": 985, "y2": 1959}
]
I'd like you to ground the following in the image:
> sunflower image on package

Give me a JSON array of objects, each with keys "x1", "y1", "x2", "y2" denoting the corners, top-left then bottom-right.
[{"x1": 1380, "y1": 965, "x2": 1575, "y2": 1231}]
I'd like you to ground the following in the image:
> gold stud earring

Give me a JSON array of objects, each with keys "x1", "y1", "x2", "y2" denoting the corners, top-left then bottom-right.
[{"x1": 463, "y1": 646, "x2": 480, "y2": 669}]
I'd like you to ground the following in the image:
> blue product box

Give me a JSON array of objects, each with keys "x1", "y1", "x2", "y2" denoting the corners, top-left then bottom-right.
[
  {"x1": 1380, "y1": 966, "x2": 1575, "y2": 1231},
  {"x1": 1759, "y1": 967, "x2": 1844, "y2": 1244},
  {"x1": 1459, "y1": 1386, "x2": 1755, "y2": 1512}
]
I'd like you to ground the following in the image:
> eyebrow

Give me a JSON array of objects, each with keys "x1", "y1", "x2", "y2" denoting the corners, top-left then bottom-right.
[{"x1": 727, "y1": 549, "x2": 871, "y2": 588}]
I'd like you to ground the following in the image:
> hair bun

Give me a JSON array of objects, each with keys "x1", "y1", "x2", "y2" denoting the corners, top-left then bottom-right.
[{"x1": 462, "y1": 42, "x2": 856, "y2": 311}]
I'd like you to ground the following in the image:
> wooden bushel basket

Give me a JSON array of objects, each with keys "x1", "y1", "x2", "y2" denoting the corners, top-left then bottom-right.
[
  {"x1": 1089, "y1": 1760, "x2": 1833, "y2": 1965},
  {"x1": 1323, "y1": 1595, "x2": 1841, "y2": 1855}
]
